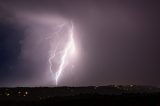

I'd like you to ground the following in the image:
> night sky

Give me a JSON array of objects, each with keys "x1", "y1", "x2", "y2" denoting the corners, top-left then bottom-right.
[{"x1": 0, "y1": 0, "x2": 159, "y2": 87}]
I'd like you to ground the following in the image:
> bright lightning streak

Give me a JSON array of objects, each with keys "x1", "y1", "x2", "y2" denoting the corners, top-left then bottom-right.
[
  {"x1": 48, "y1": 22, "x2": 76, "y2": 85},
  {"x1": 55, "y1": 22, "x2": 75, "y2": 85}
]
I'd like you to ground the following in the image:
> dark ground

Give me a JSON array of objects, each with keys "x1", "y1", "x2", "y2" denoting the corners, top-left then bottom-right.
[{"x1": 0, "y1": 85, "x2": 160, "y2": 106}]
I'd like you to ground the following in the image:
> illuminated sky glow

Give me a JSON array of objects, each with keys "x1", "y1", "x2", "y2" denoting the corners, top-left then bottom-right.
[{"x1": 0, "y1": 0, "x2": 159, "y2": 87}]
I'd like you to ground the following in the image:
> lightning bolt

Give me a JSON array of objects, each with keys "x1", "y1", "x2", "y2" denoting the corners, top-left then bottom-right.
[
  {"x1": 55, "y1": 22, "x2": 75, "y2": 85},
  {"x1": 48, "y1": 22, "x2": 76, "y2": 85},
  {"x1": 48, "y1": 43, "x2": 58, "y2": 74}
]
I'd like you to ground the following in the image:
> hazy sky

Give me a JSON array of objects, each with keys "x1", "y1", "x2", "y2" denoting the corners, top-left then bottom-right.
[{"x1": 0, "y1": 0, "x2": 159, "y2": 87}]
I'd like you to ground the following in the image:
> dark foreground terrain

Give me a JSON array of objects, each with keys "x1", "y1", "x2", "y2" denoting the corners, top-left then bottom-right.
[{"x1": 0, "y1": 85, "x2": 160, "y2": 106}]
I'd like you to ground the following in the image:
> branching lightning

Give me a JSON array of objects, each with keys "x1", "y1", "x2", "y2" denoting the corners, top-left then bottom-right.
[
  {"x1": 48, "y1": 43, "x2": 58, "y2": 74},
  {"x1": 48, "y1": 22, "x2": 76, "y2": 85}
]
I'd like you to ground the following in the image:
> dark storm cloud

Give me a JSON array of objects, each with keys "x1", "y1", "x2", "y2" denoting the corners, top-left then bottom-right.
[
  {"x1": 0, "y1": 16, "x2": 23, "y2": 84},
  {"x1": 0, "y1": 5, "x2": 50, "y2": 86},
  {"x1": 0, "y1": 0, "x2": 160, "y2": 86}
]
